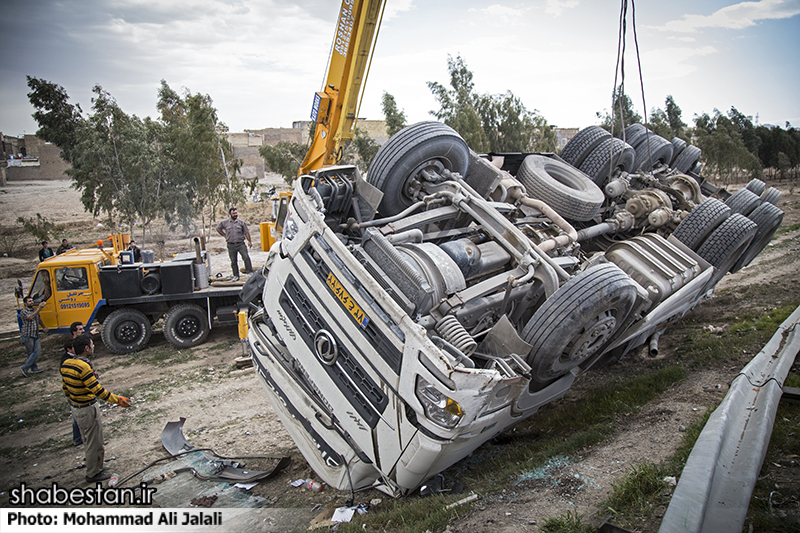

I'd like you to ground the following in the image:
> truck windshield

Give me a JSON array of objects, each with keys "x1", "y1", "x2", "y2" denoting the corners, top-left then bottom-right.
[
  {"x1": 56, "y1": 267, "x2": 89, "y2": 291},
  {"x1": 29, "y1": 270, "x2": 52, "y2": 303}
]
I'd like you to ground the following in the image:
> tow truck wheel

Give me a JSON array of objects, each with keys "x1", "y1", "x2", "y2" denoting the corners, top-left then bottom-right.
[
  {"x1": 101, "y1": 308, "x2": 152, "y2": 354},
  {"x1": 164, "y1": 303, "x2": 209, "y2": 349},
  {"x1": 368, "y1": 121, "x2": 469, "y2": 217},
  {"x1": 522, "y1": 263, "x2": 638, "y2": 381}
]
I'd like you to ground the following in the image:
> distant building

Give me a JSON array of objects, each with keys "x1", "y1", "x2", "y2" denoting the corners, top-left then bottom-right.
[
  {"x1": 554, "y1": 127, "x2": 579, "y2": 153},
  {"x1": 1, "y1": 133, "x2": 71, "y2": 181},
  {"x1": 228, "y1": 119, "x2": 388, "y2": 180}
]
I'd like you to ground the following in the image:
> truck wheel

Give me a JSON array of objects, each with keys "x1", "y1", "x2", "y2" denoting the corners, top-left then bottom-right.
[
  {"x1": 729, "y1": 202, "x2": 784, "y2": 273},
  {"x1": 621, "y1": 123, "x2": 648, "y2": 148},
  {"x1": 761, "y1": 186, "x2": 782, "y2": 206},
  {"x1": 672, "y1": 145, "x2": 702, "y2": 174},
  {"x1": 164, "y1": 303, "x2": 210, "y2": 349},
  {"x1": 672, "y1": 197, "x2": 731, "y2": 251},
  {"x1": 745, "y1": 178, "x2": 766, "y2": 196},
  {"x1": 367, "y1": 121, "x2": 469, "y2": 217},
  {"x1": 516, "y1": 154, "x2": 605, "y2": 221},
  {"x1": 697, "y1": 213, "x2": 757, "y2": 289},
  {"x1": 724, "y1": 188, "x2": 761, "y2": 216},
  {"x1": 670, "y1": 137, "x2": 687, "y2": 165},
  {"x1": 559, "y1": 126, "x2": 610, "y2": 168},
  {"x1": 578, "y1": 137, "x2": 635, "y2": 186},
  {"x1": 102, "y1": 308, "x2": 152, "y2": 354},
  {"x1": 522, "y1": 263, "x2": 638, "y2": 381},
  {"x1": 633, "y1": 133, "x2": 674, "y2": 172}
]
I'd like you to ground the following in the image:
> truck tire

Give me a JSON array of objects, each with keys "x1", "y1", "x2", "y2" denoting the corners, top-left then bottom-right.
[
  {"x1": 633, "y1": 133, "x2": 674, "y2": 172},
  {"x1": 697, "y1": 213, "x2": 757, "y2": 289},
  {"x1": 761, "y1": 186, "x2": 782, "y2": 206},
  {"x1": 559, "y1": 126, "x2": 610, "y2": 168},
  {"x1": 522, "y1": 263, "x2": 638, "y2": 381},
  {"x1": 621, "y1": 123, "x2": 648, "y2": 148},
  {"x1": 368, "y1": 121, "x2": 469, "y2": 217},
  {"x1": 672, "y1": 145, "x2": 702, "y2": 174},
  {"x1": 670, "y1": 137, "x2": 687, "y2": 165},
  {"x1": 102, "y1": 308, "x2": 152, "y2": 354},
  {"x1": 724, "y1": 188, "x2": 761, "y2": 216},
  {"x1": 578, "y1": 137, "x2": 635, "y2": 186},
  {"x1": 672, "y1": 197, "x2": 731, "y2": 251},
  {"x1": 730, "y1": 202, "x2": 784, "y2": 273},
  {"x1": 164, "y1": 303, "x2": 210, "y2": 349},
  {"x1": 744, "y1": 178, "x2": 766, "y2": 196},
  {"x1": 516, "y1": 154, "x2": 604, "y2": 221}
]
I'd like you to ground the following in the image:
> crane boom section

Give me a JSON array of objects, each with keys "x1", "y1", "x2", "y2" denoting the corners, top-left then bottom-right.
[{"x1": 298, "y1": 0, "x2": 385, "y2": 175}]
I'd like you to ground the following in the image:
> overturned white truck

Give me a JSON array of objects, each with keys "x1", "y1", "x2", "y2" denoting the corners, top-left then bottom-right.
[{"x1": 242, "y1": 121, "x2": 783, "y2": 497}]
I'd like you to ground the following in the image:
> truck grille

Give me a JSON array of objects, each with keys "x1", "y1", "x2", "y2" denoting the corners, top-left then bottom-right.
[
  {"x1": 302, "y1": 242, "x2": 404, "y2": 374},
  {"x1": 280, "y1": 275, "x2": 388, "y2": 429}
]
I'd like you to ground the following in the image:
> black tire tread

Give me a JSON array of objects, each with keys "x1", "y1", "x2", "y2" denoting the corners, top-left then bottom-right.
[
  {"x1": 579, "y1": 137, "x2": 635, "y2": 185},
  {"x1": 517, "y1": 155, "x2": 604, "y2": 221},
  {"x1": 101, "y1": 308, "x2": 152, "y2": 354},
  {"x1": 745, "y1": 178, "x2": 766, "y2": 196},
  {"x1": 761, "y1": 187, "x2": 782, "y2": 206},
  {"x1": 560, "y1": 126, "x2": 611, "y2": 168},
  {"x1": 724, "y1": 188, "x2": 761, "y2": 216},
  {"x1": 633, "y1": 133, "x2": 674, "y2": 172},
  {"x1": 697, "y1": 213, "x2": 757, "y2": 289},
  {"x1": 163, "y1": 303, "x2": 210, "y2": 349},
  {"x1": 673, "y1": 145, "x2": 702, "y2": 174},
  {"x1": 672, "y1": 198, "x2": 731, "y2": 250},
  {"x1": 730, "y1": 202, "x2": 784, "y2": 272}
]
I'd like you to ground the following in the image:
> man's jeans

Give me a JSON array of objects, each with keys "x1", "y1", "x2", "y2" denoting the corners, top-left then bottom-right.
[
  {"x1": 227, "y1": 241, "x2": 252, "y2": 277},
  {"x1": 20, "y1": 336, "x2": 41, "y2": 372}
]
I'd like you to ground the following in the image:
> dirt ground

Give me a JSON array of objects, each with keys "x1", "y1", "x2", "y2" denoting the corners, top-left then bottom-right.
[{"x1": 0, "y1": 178, "x2": 798, "y2": 532}]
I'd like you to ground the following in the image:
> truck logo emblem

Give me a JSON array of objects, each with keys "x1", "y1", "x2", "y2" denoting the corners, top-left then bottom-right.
[{"x1": 314, "y1": 330, "x2": 338, "y2": 366}]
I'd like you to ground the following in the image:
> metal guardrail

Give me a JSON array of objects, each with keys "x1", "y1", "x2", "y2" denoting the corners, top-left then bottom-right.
[{"x1": 659, "y1": 304, "x2": 800, "y2": 533}]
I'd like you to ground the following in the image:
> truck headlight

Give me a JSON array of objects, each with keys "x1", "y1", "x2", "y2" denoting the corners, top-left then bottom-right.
[
  {"x1": 282, "y1": 212, "x2": 299, "y2": 241},
  {"x1": 415, "y1": 376, "x2": 464, "y2": 429}
]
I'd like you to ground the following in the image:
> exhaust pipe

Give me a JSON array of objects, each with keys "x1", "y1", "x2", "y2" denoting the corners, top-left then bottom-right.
[{"x1": 648, "y1": 329, "x2": 665, "y2": 357}]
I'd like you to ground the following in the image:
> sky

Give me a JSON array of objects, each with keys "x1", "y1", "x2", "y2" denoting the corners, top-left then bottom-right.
[{"x1": 2, "y1": 0, "x2": 799, "y2": 139}]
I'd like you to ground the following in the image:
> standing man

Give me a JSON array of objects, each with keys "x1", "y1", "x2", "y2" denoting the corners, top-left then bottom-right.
[
  {"x1": 64, "y1": 321, "x2": 98, "y2": 446},
  {"x1": 39, "y1": 241, "x2": 54, "y2": 262},
  {"x1": 20, "y1": 296, "x2": 48, "y2": 377},
  {"x1": 127, "y1": 239, "x2": 142, "y2": 262},
  {"x1": 61, "y1": 334, "x2": 131, "y2": 483},
  {"x1": 56, "y1": 238, "x2": 73, "y2": 255},
  {"x1": 216, "y1": 207, "x2": 252, "y2": 281}
]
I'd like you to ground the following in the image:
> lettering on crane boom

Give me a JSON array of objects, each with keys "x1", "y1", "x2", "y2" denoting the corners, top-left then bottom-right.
[{"x1": 334, "y1": 0, "x2": 355, "y2": 56}]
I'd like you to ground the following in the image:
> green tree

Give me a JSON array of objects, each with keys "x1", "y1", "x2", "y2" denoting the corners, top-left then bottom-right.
[
  {"x1": 428, "y1": 55, "x2": 551, "y2": 152},
  {"x1": 596, "y1": 87, "x2": 642, "y2": 135},
  {"x1": 260, "y1": 141, "x2": 308, "y2": 184},
  {"x1": 693, "y1": 110, "x2": 761, "y2": 183},
  {"x1": 664, "y1": 95, "x2": 687, "y2": 140},
  {"x1": 727, "y1": 107, "x2": 761, "y2": 156},
  {"x1": 26, "y1": 76, "x2": 83, "y2": 162},
  {"x1": 345, "y1": 127, "x2": 380, "y2": 173},
  {"x1": 646, "y1": 107, "x2": 672, "y2": 139},
  {"x1": 157, "y1": 81, "x2": 246, "y2": 238},
  {"x1": 381, "y1": 92, "x2": 407, "y2": 136},
  {"x1": 427, "y1": 55, "x2": 489, "y2": 151}
]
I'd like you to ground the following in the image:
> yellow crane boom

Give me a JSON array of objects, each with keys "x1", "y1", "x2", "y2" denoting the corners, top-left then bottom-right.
[{"x1": 297, "y1": 0, "x2": 386, "y2": 175}]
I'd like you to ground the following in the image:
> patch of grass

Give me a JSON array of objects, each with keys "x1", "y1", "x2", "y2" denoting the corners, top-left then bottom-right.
[
  {"x1": 337, "y1": 493, "x2": 472, "y2": 533},
  {"x1": 599, "y1": 411, "x2": 710, "y2": 528},
  {"x1": 680, "y1": 302, "x2": 798, "y2": 369},
  {"x1": 540, "y1": 510, "x2": 595, "y2": 533},
  {"x1": 0, "y1": 402, "x2": 69, "y2": 435},
  {"x1": 776, "y1": 222, "x2": 800, "y2": 234}
]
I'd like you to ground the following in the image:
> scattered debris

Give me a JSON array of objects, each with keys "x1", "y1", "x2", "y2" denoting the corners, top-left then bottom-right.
[
  {"x1": 190, "y1": 495, "x2": 218, "y2": 507},
  {"x1": 234, "y1": 356, "x2": 253, "y2": 369},
  {"x1": 446, "y1": 493, "x2": 478, "y2": 509},
  {"x1": 663, "y1": 476, "x2": 677, "y2": 486}
]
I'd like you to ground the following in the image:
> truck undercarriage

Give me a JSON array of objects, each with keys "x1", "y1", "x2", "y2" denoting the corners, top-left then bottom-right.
[{"x1": 244, "y1": 121, "x2": 783, "y2": 496}]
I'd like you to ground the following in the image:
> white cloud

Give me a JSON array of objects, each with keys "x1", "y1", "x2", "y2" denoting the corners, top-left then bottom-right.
[
  {"x1": 545, "y1": 0, "x2": 579, "y2": 17},
  {"x1": 655, "y1": 0, "x2": 800, "y2": 33}
]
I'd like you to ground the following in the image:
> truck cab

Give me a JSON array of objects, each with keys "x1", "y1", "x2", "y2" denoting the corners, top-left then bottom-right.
[{"x1": 27, "y1": 249, "x2": 108, "y2": 334}]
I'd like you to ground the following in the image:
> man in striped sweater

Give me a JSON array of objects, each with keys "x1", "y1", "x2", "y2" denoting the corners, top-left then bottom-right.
[{"x1": 61, "y1": 334, "x2": 131, "y2": 483}]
